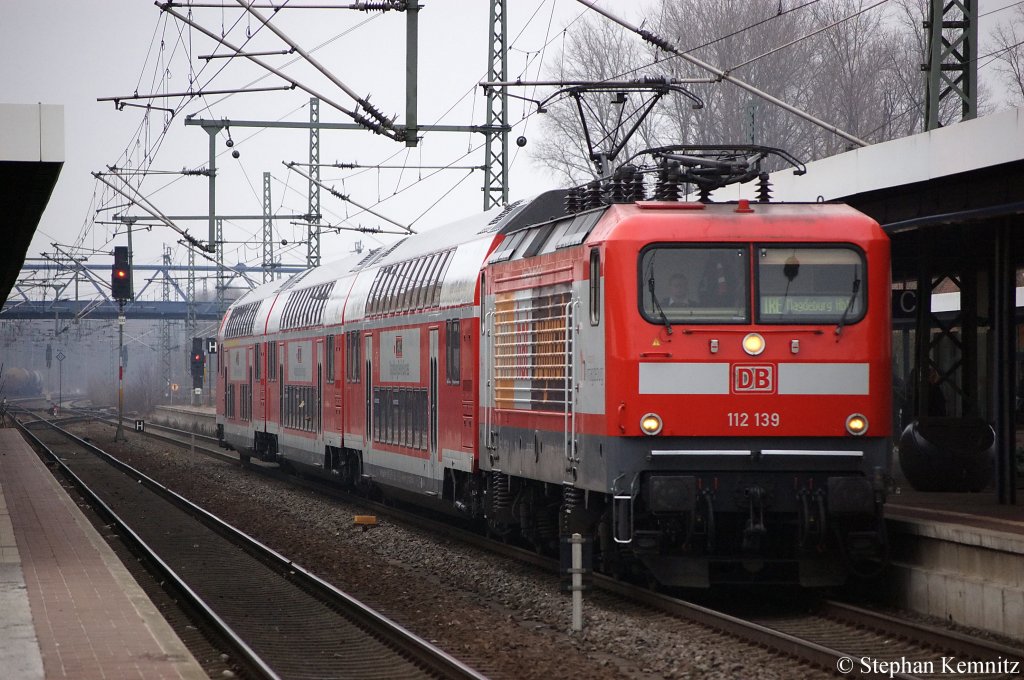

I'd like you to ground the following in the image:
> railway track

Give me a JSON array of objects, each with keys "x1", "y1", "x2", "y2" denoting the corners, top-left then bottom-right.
[
  {"x1": 264, "y1": 466, "x2": 1022, "y2": 680},
  {"x1": 11, "y1": 409, "x2": 485, "y2": 680},
  {"x1": 52, "y1": 406, "x2": 1024, "y2": 678},
  {"x1": 346, "y1": 495, "x2": 1023, "y2": 679},
  {"x1": 64, "y1": 405, "x2": 237, "y2": 464},
  {"x1": 594, "y1": 582, "x2": 1022, "y2": 680}
]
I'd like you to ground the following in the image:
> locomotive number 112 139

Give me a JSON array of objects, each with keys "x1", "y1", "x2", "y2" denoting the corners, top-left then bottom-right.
[{"x1": 727, "y1": 412, "x2": 781, "y2": 427}]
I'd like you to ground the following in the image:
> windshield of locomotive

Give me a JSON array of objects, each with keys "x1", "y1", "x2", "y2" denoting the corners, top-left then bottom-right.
[
  {"x1": 757, "y1": 246, "x2": 865, "y2": 324},
  {"x1": 640, "y1": 246, "x2": 749, "y2": 324}
]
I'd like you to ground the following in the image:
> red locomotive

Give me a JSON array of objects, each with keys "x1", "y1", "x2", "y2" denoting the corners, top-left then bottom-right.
[{"x1": 217, "y1": 147, "x2": 891, "y2": 586}]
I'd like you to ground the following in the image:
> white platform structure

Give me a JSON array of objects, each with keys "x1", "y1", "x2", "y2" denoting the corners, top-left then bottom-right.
[{"x1": 0, "y1": 103, "x2": 64, "y2": 306}]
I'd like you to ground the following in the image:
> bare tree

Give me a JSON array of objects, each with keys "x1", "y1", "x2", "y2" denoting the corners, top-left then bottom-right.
[
  {"x1": 531, "y1": 0, "x2": 1000, "y2": 182},
  {"x1": 654, "y1": 0, "x2": 821, "y2": 158},
  {"x1": 532, "y1": 16, "x2": 657, "y2": 184},
  {"x1": 990, "y1": 5, "x2": 1024, "y2": 106},
  {"x1": 127, "y1": 360, "x2": 164, "y2": 417}
]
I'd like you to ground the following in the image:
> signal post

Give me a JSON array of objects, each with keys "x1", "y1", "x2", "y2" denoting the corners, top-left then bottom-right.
[
  {"x1": 190, "y1": 337, "x2": 206, "y2": 407},
  {"x1": 111, "y1": 246, "x2": 132, "y2": 441}
]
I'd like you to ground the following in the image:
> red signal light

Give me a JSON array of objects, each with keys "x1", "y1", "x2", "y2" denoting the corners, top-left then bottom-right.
[{"x1": 111, "y1": 246, "x2": 132, "y2": 300}]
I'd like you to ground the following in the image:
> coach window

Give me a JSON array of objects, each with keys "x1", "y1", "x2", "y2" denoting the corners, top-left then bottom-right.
[
  {"x1": 399, "y1": 258, "x2": 419, "y2": 311},
  {"x1": 391, "y1": 260, "x2": 411, "y2": 313},
  {"x1": 366, "y1": 270, "x2": 385, "y2": 315},
  {"x1": 589, "y1": 248, "x2": 601, "y2": 326},
  {"x1": 429, "y1": 250, "x2": 453, "y2": 307},
  {"x1": 405, "y1": 258, "x2": 427, "y2": 311},
  {"x1": 348, "y1": 331, "x2": 362, "y2": 382},
  {"x1": 377, "y1": 264, "x2": 396, "y2": 314},
  {"x1": 325, "y1": 335, "x2": 335, "y2": 382},
  {"x1": 400, "y1": 259, "x2": 418, "y2": 311},
  {"x1": 267, "y1": 342, "x2": 277, "y2": 381},
  {"x1": 639, "y1": 245, "x2": 749, "y2": 324},
  {"x1": 756, "y1": 246, "x2": 865, "y2": 324},
  {"x1": 299, "y1": 290, "x2": 313, "y2": 327},
  {"x1": 253, "y1": 343, "x2": 262, "y2": 381},
  {"x1": 416, "y1": 254, "x2": 436, "y2": 309},
  {"x1": 377, "y1": 265, "x2": 396, "y2": 314},
  {"x1": 446, "y1": 319, "x2": 461, "y2": 384}
]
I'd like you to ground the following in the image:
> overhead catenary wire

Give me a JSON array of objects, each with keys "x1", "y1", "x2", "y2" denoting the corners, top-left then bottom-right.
[
  {"x1": 284, "y1": 162, "x2": 415, "y2": 234},
  {"x1": 92, "y1": 7, "x2": 260, "y2": 253},
  {"x1": 722, "y1": 0, "x2": 889, "y2": 75},
  {"x1": 160, "y1": 17, "x2": 378, "y2": 261},
  {"x1": 91, "y1": 171, "x2": 259, "y2": 286},
  {"x1": 573, "y1": 0, "x2": 869, "y2": 148},
  {"x1": 231, "y1": 0, "x2": 397, "y2": 132},
  {"x1": 82, "y1": 0, "x2": 857, "y2": 288},
  {"x1": 160, "y1": 4, "x2": 399, "y2": 139},
  {"x1": 97, "y1": 9, "x2": 380, "y2": 268}
]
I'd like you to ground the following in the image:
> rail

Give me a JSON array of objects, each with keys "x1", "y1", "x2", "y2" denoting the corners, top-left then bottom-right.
[
  {"x1": 12, "y1": 408, "x2": 487, "y2": 680},
  {"x1": 13, "y1": 413, "x2": 279, "y2": 680}
]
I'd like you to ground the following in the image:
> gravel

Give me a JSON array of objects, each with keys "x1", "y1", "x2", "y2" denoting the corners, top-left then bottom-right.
[{"x1": 67, "y1": 422, "x2": 831, "y2": 680}]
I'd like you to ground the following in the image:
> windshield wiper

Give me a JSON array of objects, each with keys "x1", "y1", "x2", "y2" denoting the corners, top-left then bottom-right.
[
  {"x1": 834, "y1": 276, "x2": 861, "y2": 339},
  {"x1": 648, "y1": 277, "x2": 673, "y2": 335}
]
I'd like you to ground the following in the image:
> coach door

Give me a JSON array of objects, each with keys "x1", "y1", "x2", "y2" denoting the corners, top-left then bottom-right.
[
  {"x1": 258, "y1": 340, "x2": 266, "y2": 430},
  {"x1": 246, "y1": 345, "x2": 254, "y2": 424},
  {"x1": 316, "y1": 340, "x2": 324, "y2": 437},
  {"x1": 429, "y1": 327, "x2": 439, "y2": 484},
  {"x1": 364, "y1": 334, "x2": 373, "y2": 450}
]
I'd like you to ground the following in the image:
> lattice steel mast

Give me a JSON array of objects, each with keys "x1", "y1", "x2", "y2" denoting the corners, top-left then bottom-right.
[
  {"x1": 307, "y1": 98, "x2": 322, "y2": 267},
  {"x1": 263, "y1": 172, "x2": 275, "y2": 283},
  {"x1": 924, "y1": 0, "x2": 977, "y2": 130},
  {"x1": 483, "y1": 0, "x2": 509, "y2": 209}
]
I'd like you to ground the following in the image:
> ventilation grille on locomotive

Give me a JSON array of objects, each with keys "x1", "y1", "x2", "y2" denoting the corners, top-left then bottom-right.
[{"x1": 492, "y1": 287, "x2": 574, "y2": 412}]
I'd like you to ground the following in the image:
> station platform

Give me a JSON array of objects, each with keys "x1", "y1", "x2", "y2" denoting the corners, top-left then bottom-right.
[
  {"x1": 149, "y1": 405, "x2": 217, "y2": 437},
  {"x1": 883, "y1": 482, "x2": 1024, "y2": 642},
  {"x1": 0, "y1": 428, "x2": 206, "y2": 679}
]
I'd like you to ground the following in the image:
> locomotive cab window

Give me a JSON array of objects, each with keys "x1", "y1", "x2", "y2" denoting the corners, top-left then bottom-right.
[
  {"x1": 757, "y1": 246, "x2": 865, "y2": 324},
  {"x1": 639, "y1": 245, "x2": 749, "y2": 324}
]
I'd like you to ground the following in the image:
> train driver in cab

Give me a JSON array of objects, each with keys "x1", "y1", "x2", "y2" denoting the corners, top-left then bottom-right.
[{"x1": 663, "y1": 273, "x2": 698, "y2": 308}]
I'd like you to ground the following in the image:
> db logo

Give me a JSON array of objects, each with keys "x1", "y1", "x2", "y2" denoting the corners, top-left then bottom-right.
[{"x1": 733, "y1": 364, "x2": 775, "y2": 393}]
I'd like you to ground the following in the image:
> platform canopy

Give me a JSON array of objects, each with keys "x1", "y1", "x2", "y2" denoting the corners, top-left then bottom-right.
[
  {"x1": 0, "y1": 103, "x2": 64, "y2": 306},
  {"x1": 753, "y1": 107, "x2": 1024, "y2": 506},
  {"x1": 745, "y1": 106, "x2": 1024, "y2": 236}
]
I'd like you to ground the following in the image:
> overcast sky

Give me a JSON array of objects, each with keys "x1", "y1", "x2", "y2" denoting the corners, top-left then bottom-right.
[
  {"x1": 2, "y1": 0, "x2": 1020, "y2": 298},
  {"x1": 1, "y1": 1, "x2": 646, "y2": 285}
]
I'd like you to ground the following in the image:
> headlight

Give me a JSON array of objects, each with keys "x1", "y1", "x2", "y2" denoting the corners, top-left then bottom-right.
[
  {"x1": 742, "y1": 332, "x2": 765, "y2": 356},
  {"x1": 845, "y1": 413, "x2": 868, "y2": 436},
  {"x1": 640, "y1": 413, "x2": 663, "y2": 436}
]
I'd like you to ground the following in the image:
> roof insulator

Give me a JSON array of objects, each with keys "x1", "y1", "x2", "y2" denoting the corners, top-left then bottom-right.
[{"x1": 756, "y1": 172, "x2": 773, "y2": 203}]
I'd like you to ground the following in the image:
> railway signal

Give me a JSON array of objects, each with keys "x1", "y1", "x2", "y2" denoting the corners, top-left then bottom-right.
[
  {"x1": 111, "y1": 246, "x2": 133, "y2": 301},
  {"x1": 190, "y1": 337, "x2": 205, "y2": 390}
]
